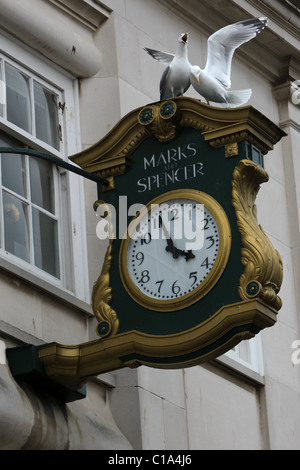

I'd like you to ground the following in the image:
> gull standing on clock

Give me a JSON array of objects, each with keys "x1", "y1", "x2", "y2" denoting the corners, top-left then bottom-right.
[
  {"x1": 190, "y1": 17, "x2": 268, "y2": 107},
  {"x1": 143, "y1": 32, "x2": 191, "y2": 100}
]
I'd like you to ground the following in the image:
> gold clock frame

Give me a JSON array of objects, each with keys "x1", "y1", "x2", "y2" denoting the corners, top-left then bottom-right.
[{"x1": 119, "y1": 189, "x2": 231, "y2": 312}]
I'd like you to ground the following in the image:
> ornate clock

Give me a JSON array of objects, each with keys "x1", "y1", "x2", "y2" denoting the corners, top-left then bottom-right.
[
  {"x1": 28, "y1": 97, "x2": 285, "y2": 390},
  {"x1": 120, "y1": 189, "x2": 231, "y2": 312}
]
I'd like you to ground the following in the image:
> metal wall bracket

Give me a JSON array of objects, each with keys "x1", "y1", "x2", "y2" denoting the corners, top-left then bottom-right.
[{"x1": 6, "y1": 345, "x2": 86, "y2": 403}]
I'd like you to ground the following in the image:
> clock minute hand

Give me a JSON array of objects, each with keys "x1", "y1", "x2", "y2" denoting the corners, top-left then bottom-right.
[{"x1": 158, "y1": 215, "x2": 176, "y2": 257}]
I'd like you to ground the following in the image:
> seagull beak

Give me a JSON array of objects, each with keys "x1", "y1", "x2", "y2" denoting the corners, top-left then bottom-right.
[
  {"x1": 181, "y1": 33, "x2": 188, "y2": 44},
  {"x1": 196, "y1": 76, "x2": 200, "y2": 83}
]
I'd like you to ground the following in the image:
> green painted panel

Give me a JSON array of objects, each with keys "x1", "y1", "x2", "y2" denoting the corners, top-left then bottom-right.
[{"x1": 99, "y1": 127, "x2": 248, "y2": 336}]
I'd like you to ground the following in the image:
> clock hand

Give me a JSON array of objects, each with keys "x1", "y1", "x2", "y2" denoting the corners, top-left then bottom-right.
[
  {"x1": 159, "y1": 215, "x2": 176, "y2": 256},
  {"x1": 166, "y1": 237, "x2": 175, "y2": 254},
  {"x1": 183, "y1": 250, "x2": 195, "y2": 261},
  {"x1": 159, "y1": 215, "x2": 195, "y2": 261},
  {"x1": 172, "y1": 246, "x2": 195, "y2": 261},
  {"x1": 159, "y1": 215, "x2": 170, "y2": 238}
]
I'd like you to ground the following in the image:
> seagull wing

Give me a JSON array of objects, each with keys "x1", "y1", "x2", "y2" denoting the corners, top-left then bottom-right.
[
  {"x1": 160, "y1": 65, "x2": 171, "y2": 100},
  {"x1": 159, "y1": 63, "x2": 191, "y2": 100},
  {"x1": 143, "y1": 47, "x2": 174, "y2": 65},
  {"x1": 204, "y1": 17, "x2": 267, "y2": 88}
]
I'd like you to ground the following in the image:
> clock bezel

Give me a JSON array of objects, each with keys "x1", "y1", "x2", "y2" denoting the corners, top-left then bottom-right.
[{"x1": 119, "y1": 189, "x2": 231, "y2": 312}]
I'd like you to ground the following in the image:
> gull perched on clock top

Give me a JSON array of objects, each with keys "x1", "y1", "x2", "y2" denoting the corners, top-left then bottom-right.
[
  {"x1": 144, "y1": 17, "x2": 268, "y2": 107},
  {"x1": 143, "y1": 32, "x2": 191, "y2": 100}
]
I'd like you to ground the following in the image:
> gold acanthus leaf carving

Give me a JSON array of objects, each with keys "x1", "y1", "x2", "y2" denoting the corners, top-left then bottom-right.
[
  {"x1": 92, "y1": 201, "x2": 119, "y2": 337},
  {"x1": 232, "y1": 159, "x2": 283, "y2": 311}
]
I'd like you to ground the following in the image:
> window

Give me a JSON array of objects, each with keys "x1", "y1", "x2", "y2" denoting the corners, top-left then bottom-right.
[
  {"x1": 224, "y1": 334, "x2": 264, "y2": 376},
  {"x1": 0, "y1": 56, "x2": 63, "y2": 154},
  {"x1": 3, "y1": 61, "x2": 61, "y2": 150},
  {"x1": 0, "y1": 33, "x2": 89, "y2": 302},
  {"x1": 0, "y1": 135, "x2": 60, "y2": 279}
]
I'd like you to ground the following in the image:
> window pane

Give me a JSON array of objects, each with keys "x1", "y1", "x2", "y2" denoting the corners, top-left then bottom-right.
[
  {"x1": 235, "y1": 341, "x2": 251, "y2": 364},
  {"x1": 3, "y1": 191, "x2": 29, "y2": 262},
  {"x1": 29, "y1": 157, "x2": 54, "y2": 213},
  {"x1": 5, "y1": 63, "x2": 31, "y2": 133},
  {"x1": 34, "y1": 82, "x2": 60, "y2": 149},
  {"x1": 1, "y1": 152, "x2": 26, "y2": 197},
  {"x1": 32, "y1": 208, "x2": 59, "y2": 278},
  {"x1": 0, "y1": 62, "x2": 5, "y2": 118}
]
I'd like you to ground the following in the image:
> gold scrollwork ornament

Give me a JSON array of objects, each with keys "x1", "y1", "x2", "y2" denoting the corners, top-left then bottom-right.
[
  {"x1": 92, "y1": 201, "x2": 119, "y2": 338},
  {"x1": 232, "y1": 159, "x2": 283, "y2": 311}
]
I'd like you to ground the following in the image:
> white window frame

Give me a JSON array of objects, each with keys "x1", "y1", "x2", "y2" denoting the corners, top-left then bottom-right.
[
  {"x1": 0, "y1": 31, "x2": 90, "y2": 303},
  {"x1": 0, "y1": 149, "x2": 62, "y2": 277},
  {"x1": 224, "y1": 334, "x2": 264, "y2": 376}
]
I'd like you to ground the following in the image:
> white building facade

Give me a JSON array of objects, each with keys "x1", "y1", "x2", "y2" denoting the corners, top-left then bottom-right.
[{"x1": 0, "y1": 0, "x2": 300, "y2": 450}]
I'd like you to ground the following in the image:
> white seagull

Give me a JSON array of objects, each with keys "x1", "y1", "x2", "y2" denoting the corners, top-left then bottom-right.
[
  {"x1": 143, "y1": 33, "x2": 191, "y2": 100},
  {"x1": 190, "y1": 17, "x2": 268, "y2": 107}
]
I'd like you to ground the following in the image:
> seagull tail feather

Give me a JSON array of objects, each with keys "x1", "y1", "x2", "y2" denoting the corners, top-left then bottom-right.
[{"x1": 226, "y1": 89, "x2": 252, "y2": 107}]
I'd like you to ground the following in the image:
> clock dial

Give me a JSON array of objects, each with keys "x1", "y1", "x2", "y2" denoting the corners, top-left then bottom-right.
[
  {"x1": 120, "y1": 190, "x2": 231, "y2": 311},
  {"x1": 128, "y1": 201, "x2": 218, "y2": 300}
]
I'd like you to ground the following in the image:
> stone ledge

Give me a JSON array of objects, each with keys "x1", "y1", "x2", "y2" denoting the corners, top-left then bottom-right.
[{"x1": 0, "y1": 0, "x2": 105, "y2": 77}]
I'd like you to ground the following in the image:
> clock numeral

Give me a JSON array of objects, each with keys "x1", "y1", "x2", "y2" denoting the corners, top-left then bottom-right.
[
  {"x1": 172, "y1": 280, "x2": 181, "y2": 295},
  {"x1": 140, "y1": 270, "x2": 150, "y2": 283},
  {"x1": 152, "y1": 217, "x2": 158, "y2": 230},
  {"x1": 168, "y1": 208, "x2": 179, "y2": 221},
  {"x1": 201, "y1": 257, "x2": 210, "y2": 269},
  {"x1": 135, "y1": 251, "x2": 144, "y2": 266},
  {"x1": 141, "y1": 233, "x2": 152, "y2": 245},
  {"x1": 189, "y1": 271, "x2": 197, "y2": 287},
  {"x1": 155, "y1": 280, "x2": 164, "y2": 293},
  {"x1": 206, "y1": 236, "x2": 215, "y2": 249},
  {"x1": 203, "y1": 218, "x2": 209, "y2": 230}
]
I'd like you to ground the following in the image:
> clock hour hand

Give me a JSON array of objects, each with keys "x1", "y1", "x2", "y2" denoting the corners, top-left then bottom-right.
[
  {"x1": 166, "y1": 237, "x2": 176, "y2": 254},
  {"x1": 171, "y1": 245, "x2": 195, "y2": 261},
  {"x1": 159, "y1": 215, "x2": 195, "y2": 261},
  {"x1": 183, "y1": 250, "x2": 195, "y2": 261}
]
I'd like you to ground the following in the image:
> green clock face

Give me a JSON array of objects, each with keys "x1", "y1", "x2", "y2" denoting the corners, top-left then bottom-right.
[{"x1": 120, "y1": 189, "x2": 231, "y2": 312}]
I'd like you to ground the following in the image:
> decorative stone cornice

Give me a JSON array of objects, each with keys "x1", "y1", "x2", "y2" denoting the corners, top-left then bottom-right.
[
  {"x1": 49, "y1": 0, "x2": 111, "y2": 31},
  {"x1": 0, "y1": 0, "x2": 105, "y2": 77}
]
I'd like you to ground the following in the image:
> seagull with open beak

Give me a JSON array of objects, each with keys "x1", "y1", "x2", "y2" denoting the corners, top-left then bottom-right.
[{"x1": 144, "y1": 32, "x2": 191, "y2": 100}]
